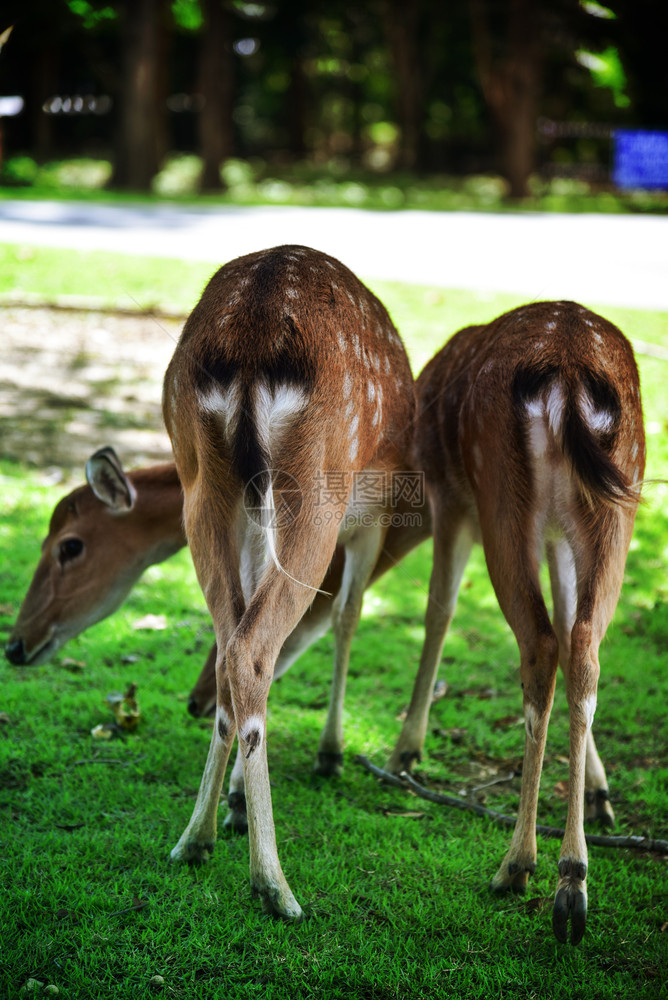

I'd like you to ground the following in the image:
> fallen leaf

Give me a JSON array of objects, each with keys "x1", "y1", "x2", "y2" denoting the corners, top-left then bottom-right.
[
  {"x1": 91, "y1": 723, "x2": 119, "y2": 741},
  {"x1": 106, "y1": 682, "x2": 141, "y2": 731},
  {"x1": 492, "y1": 715, "x2": 523, "y2": 731},
  {"x1": 0, "y1": 603, "x2": 14, "y2": 615},
  {"x1": 133, "y1": 614, "x2": 167, "y2": 631},
  {"x1": 554, "y1": 780, "x2": 569, "y2": 800},
  {"x1": 0, "y1": 712, "x2": 10, "y2": 725},
  {"x1": 61, "y1": 658, "x2": 86, "y2": 672}
]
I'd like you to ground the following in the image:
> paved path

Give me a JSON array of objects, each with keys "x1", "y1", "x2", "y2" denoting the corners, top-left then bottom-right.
[{"x1": 1, "y1": 199, "x2": 667, "y2": 310}]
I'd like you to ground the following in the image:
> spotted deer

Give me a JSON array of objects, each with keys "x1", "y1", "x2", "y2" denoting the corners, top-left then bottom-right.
[
  {"x1": 162, "y1": 244, "x2": 415, "y2": 916},
  {"x1": 6, "y1": 445, "x2": 429, "y2": 833},
  {"x1": 386, "y1": 301, "x2": 645, "y2": 943}
]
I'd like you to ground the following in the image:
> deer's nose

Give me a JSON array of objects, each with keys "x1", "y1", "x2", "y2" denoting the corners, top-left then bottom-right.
[{"x1": 5, "y1": 638, "x2": 27, "y2": 666}]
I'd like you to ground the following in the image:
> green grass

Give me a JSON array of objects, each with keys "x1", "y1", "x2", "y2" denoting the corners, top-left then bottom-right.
[
  {"x1": 2, "y1": 154, "x2": 668, "y2": 214},
  {"x1": 0, "y1": 249, "x2": 667, "y2": 998}
]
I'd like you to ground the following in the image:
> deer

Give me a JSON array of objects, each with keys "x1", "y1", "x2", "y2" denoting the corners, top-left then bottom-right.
[
  {"x1": 6, "y1": 445, "x2": 429, "y2": 832},
  {"x1": 385, "y1": 301, "x2": 645, "y2": 944},
  {"x1": 160, "y1": 243, "x2": 417, "y2": 917},
  {"x1": 4, "y1": 450, "x2": 187, "y2": 668}
]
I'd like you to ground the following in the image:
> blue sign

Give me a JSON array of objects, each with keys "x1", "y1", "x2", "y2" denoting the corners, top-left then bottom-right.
[{"x1": 613, "y1": 129, "x2": 668, "y2": 190}]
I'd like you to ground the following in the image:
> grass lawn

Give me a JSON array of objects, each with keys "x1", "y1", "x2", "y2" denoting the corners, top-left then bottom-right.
[{"x1": 0, "y1": 246, "x2": 666, "y2": 999}]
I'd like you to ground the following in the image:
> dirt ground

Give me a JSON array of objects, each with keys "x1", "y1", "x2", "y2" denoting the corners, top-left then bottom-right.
[{"x1": 0, "y1": 305, "x2": 184, "y2": 479}]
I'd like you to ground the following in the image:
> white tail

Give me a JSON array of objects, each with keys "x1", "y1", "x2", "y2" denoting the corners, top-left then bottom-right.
[
  {"x1": 387, "y1": 300, "x2": 645, "y2": 944},
  {"x1": 162, "y1": 244, "x2": 416, "y2": 917}
]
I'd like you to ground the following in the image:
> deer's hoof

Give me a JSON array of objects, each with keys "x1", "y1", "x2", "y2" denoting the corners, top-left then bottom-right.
[
  {"x1": 251, "y1": 881, "x2": 303, "y2": 921},
  {"x1": 313, "y1": 751, "x2": 344, "y2": 777},
  {"x1": 170, "y1": 838, "x2": 215, "y2": 865},
  {"x1": 490, "y1": 858, "x2": 536, "y2": 895},
  {"x1": 553, "y1": 859, "x2": 588, "y2": 945},
  {"x1": 585, "y1": 788, "x2": 615, "y2": 829}
]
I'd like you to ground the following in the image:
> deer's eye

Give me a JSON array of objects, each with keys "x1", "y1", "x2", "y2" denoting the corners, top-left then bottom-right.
[{"x1": 58, "y1": 538, "x2": 85, "y2": 564}]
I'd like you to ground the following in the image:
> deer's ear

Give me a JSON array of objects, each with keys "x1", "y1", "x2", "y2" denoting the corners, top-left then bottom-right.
[{"x1": 85, "y1": 447, "x2": 136, "y2": 512}]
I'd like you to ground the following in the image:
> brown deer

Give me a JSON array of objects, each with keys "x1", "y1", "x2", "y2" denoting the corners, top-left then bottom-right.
[
  {"x1": 162, "y1": 244, "x2": 416, "y2": 917},
  {"x1": 5, "y1": 446, "x2": 428, "y2": 832},
  {"x1": 386, "y1": 301, "x2": 645, "y2": 944},
  {"x1": 5, "y1": 450, "x2": 186, "y2": 668}
]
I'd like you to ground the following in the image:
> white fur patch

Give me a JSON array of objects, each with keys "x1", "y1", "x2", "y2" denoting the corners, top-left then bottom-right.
[
  {"x1": 198, "y1": 383, "x2": 242, "y2": 440},
  {"x1": 583, "y1": 694, "x2": 597, "y2": 731},
  {"x1": 348, "y1": 414, "x2": 360, "y2": 438},
  {"x1": 524, "y1": 703, "x2": 540, "y2": 742},
  {"x1": 343, "y1": 372, "x2": 353, "y2": 399},
  {"x1": 578, "y1": 389, "x2": 614, "y2": 433},
  {"x1": 216, "y1": 706, "x2": 234, "y2": 734},
  {"x1": 254, "y1": 382, "x2": 309, "y2": 457},
  {"x1": 349, "y1": 436, "x2": 359, "y2": 461},
  {"x1": 546, "y1": 383, "x2": 565, "y2": 435},
  {"x1": 239, "y1": 714, "x2": 264, "y2": 750}
]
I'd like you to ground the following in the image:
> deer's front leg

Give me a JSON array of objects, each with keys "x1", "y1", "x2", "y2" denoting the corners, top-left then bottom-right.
[
  {"x1": 386, "y1": 513, "x2": 472, "y2": 775},
  {"x1": 315, "y1": 523, "x2": 385, "y2": 777}
]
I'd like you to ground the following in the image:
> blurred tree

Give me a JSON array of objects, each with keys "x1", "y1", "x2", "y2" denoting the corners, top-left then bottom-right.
[
  {"x1": 111, "y1": 0, "x2": 170, "y2": 189},
  {"x1": 379, "y1": 0, "x2": 426, "y2": 171},
  {"x1": 197, "y1": 0, "x2": 235, "y2": 190},
  {"x1": 469, "y1": 0, "x2": 542, "y2": 198}
]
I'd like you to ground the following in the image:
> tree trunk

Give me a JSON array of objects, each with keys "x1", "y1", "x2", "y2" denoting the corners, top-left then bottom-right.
[
  {"x1": 111, "y1": 0, "x2": 168, "y2": 191},
  {"x1": 380, "y1": 0, "x2": 426, "y2": 171},
  {"x1": 469, "y1": 0, "x2": 542, "y2": 198},
  {"x1": 198, "y1": 0, "x2": 235, "y2": 191}
]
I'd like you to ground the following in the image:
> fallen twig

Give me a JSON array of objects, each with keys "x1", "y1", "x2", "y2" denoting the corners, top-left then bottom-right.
[{"x1": 354, "y1": 756, "x2": 668, "y2": 854}]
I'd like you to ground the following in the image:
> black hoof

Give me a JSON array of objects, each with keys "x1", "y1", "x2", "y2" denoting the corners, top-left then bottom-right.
[
  {"x1": 171, "y1": 840, "x2": 215, "y2": 865},
  {"x1": 224, "y1": 791, "x2": 248, "y2": 834},
  {"x1": 313, "y1": 751, "x2": 344, "y2": 777},
  {"x1": 585, "y1": 789, "x2": 615, "y2": 829},
  {"x1": 490, "y1": 860, "x2": 536, "y2": 895},
  {"x1": 399, "y1": 750, "x2": 421, "y2": 772},
  {"x1": 553, "y1": 859, "x2": 588, "y2": 944},
  {"x1": 553, "y1": 886, "x2": 587, "y2": 945}
]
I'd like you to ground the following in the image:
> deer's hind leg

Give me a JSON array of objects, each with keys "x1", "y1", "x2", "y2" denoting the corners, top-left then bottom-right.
[
  {"x1": 484, "y1": 522, "x2": 559, "y2": 894},
  {"x1": 170, "y1": 516, "x2": 244, "y2": 865},
  {"x1": 547, "y1": 538, "x2": 615, "y2": 828},
  {"x1": 552, "y1": 511, "x2": 635, "y2": 945},
  {"x1": 223, "y1": 507, "x2": 346, "y2": 918}
]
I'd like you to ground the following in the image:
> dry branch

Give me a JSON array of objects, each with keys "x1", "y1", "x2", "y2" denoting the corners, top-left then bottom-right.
[{"x1": 355, "y1": 756, "x2": 668, "y2": 855}]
